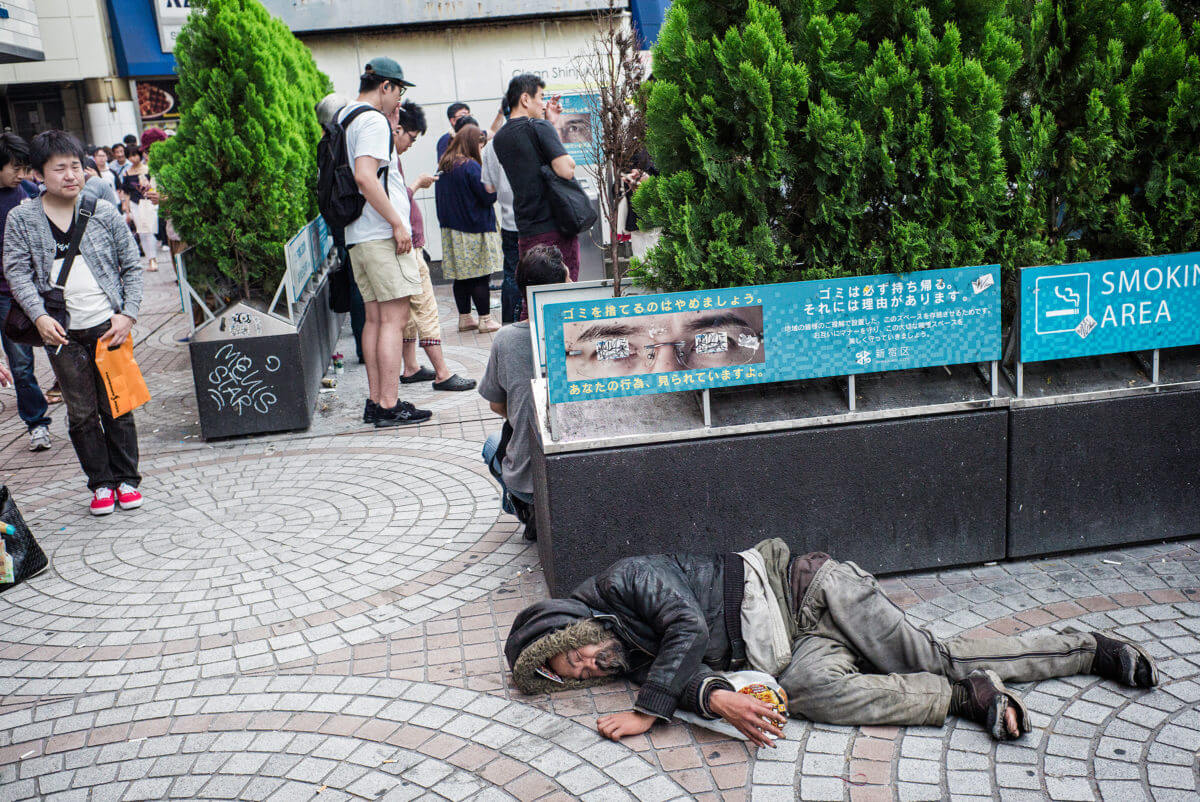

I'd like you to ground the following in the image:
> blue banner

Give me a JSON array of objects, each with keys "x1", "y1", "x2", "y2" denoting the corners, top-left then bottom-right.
[
  {"x1": 1019, "y1": 253, "x2": 1200, "y2": 363},
  {"x1": 544, "y1": 265, "x2": 1002, "y2": 403}
]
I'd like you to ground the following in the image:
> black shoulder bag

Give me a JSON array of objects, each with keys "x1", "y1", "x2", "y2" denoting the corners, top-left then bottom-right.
[
  {"x1": 523, "y1": 119, "x2": 598, "y2": 237},
  {"x1": 3, "y1": 197, "x2": 97, "y2": 346},
  {"x1": 1, "y1": 485, "x2": 49, "y2": 591}
]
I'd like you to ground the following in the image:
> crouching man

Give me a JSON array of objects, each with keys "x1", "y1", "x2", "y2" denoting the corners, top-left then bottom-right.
[{"x1": 505, "y1": 540, "x2": 1158, "y2": 746}]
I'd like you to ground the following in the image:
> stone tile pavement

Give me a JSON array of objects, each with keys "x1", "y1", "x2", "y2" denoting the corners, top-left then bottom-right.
[{"x1": 1, "y1": 266, "x2": 1198, "y2": 801}]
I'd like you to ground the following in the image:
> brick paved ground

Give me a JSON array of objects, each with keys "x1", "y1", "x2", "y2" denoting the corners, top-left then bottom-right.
[{"x1": 1, "y1": 263, "x2": 1198, "y2": 801}]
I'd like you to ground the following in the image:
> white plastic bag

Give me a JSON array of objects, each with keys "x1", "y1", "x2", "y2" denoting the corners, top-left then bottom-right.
[{"x1": 673, "y1": 670, "x2": 789, "y2": 742}]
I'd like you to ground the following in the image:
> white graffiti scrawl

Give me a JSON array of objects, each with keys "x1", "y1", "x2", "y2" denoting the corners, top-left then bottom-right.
[{"x1": 206, "y1": 343, "x2": 280, "y2": 415}]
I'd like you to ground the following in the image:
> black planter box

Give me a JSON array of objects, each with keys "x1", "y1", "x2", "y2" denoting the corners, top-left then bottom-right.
[
  {"x1": 189, "y1": 275, "x2": 340, "y2": 440},
  {"x1": 531, "y1": 408, "x2": 1009, "y2": 596},
  {"x1": 1008, "y1": 387, "x2": 1200, "y2": 557}
]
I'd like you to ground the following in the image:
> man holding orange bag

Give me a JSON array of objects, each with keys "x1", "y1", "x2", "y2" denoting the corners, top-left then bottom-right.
[{"x1": 2, "y1": 131, "x2": 145, "y2": 516}]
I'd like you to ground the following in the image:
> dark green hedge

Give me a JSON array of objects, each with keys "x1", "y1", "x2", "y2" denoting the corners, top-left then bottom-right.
[{"x1": 635, "y1": 0, "x2": 1200, "y2": 313}]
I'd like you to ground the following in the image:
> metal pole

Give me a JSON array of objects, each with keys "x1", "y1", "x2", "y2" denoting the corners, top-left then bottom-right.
[
  {"x1": 1153, "y1": 349, "x2": 1160, "y2": 385},
  {"x1": 702, "y1": 389, "x2": 712, "y2": 429},
  {"x1": 175, "y1": 252, "x2": 193, "y2": 336},
  {"x1": 991, "y1": 360, "x2": 998, "y2": 397},
  {"x1": 1016, "y1": 361, "x2": 1024, "y2": 398},
  {"x1": 847, "y1": 374, "x2": 856, "y2": 411}
]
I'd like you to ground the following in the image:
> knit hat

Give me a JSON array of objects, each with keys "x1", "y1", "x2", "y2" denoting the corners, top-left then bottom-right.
[{"x1": 510, "y1": 618, "x2": 620, "y2": 695}]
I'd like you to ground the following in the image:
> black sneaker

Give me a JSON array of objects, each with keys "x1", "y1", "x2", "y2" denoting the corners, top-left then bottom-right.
[
  {"x1": 363, "y1": 399, "x2": 379, "y2": 424},
  {"x1": 374, "y1": 400, "x2": 432, "y2": 428},
  {"x1": 400, "y1": 366, "x2": 436, "y2": 384}
]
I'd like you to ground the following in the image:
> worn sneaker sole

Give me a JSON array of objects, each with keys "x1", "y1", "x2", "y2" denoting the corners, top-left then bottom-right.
[
  {"x1": 118, "y1": 498, "x2": 143, "y2": 511},
  {"x1": 90, "y1": 503, "x2": 116, "y2": 516},
  {"x1": 374, "y1": 414, "x2": 433, "y2": 428},
  {"x1": 28, "y1": 441, "x2": 50, "y2": 452}
]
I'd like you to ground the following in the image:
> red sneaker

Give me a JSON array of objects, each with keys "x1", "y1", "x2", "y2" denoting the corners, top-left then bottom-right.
[
  {"x1": 90, "y1": 488, "x2": 116, "y2": 516},
  {"x1": 116, "y1": 483, "x2": 143, "y2": 511}
]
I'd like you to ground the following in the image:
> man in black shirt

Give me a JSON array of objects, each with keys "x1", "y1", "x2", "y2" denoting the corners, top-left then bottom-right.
[{"x1": 490, "y1": 74, "x2": 581, "y2": 281}]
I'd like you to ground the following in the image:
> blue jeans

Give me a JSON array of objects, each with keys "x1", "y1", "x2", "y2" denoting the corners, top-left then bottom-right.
[
  {"x1": 500, "y1": 229, "x2": 521, "y2": 323},
  {"x1": 0, "y1": 293, "x2": 51, "y2": 431},
  {"x1": 482, "y1": 432, "x2": 533, "y2": 515}
]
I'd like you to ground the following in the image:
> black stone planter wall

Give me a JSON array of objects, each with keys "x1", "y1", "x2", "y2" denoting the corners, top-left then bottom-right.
[
  {"x1": 189, "y1": 275, "x2": 341, "y2": 440},
  {"x1": 1008, "y1": 388, "x2": 1200, "y2": 557},
  {"x1": 531, "y1": 409, "x2": 1010, "y2": 595},
  {"x1": 531, "y1": 388, "x2": 1200, "y2": 596}
]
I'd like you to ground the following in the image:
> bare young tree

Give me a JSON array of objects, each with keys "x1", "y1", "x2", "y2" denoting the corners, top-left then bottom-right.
[{"x1": 576, "y1": 1, "x2": 647, "y2": 297}]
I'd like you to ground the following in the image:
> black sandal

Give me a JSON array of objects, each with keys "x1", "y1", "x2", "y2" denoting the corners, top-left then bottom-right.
[{"x1": 432, "y1": 374, "x2": 477, "y2": 391}]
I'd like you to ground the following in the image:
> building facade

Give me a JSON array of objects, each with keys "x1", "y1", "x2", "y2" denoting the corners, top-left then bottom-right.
[
  {"x1": 0, "y1": 0, "x2": 180, "y2": 149},
  {"x1": 260, "y1": 0, "x2": 620, "y2": 261}
]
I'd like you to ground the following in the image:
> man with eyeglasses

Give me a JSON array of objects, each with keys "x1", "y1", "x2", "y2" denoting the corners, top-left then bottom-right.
[
  {"x1": 506, "y1": 539, "x2": 1158, "y2": 746},
  {"x1": 563, "y1": 306, "x2": 765, "y2": 381},
  {"x1": 337, "y1": 57, "x2": 432, "y2": 428},
  {"x1": 388, "y1": 99, "x2": 474, "y2": 392}
]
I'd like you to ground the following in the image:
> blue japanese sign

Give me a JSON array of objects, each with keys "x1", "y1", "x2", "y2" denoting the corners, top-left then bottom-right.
[
  {"x1": 1019, "y1": 253, "x2": 1200, "y2": 363},
  {"x1": 544, "y1": 265, "x2": 1002, "y2": 403}
]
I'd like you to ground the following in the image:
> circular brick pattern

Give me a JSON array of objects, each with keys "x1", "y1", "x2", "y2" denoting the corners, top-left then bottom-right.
[
  {"x1": 3, "y1": 444, "x2": 495, "y2": 640},
  {"x1": 752, "y1": 595, "x2": 1200, "y2": 801},
  {"x1": 0, "y1": 437, "x2": 534, "y2": 697},
  {"x1": 0, "y1": 677, "x2": 690, "y2": 802}
]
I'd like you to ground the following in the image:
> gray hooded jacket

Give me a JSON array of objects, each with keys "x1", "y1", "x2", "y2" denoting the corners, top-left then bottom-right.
[{"x1": 2, "y1": 195, "x2": 143, "y2": 325}]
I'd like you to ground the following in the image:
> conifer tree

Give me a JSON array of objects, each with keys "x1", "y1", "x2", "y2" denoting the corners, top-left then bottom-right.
[
  {"x1": 1001, "y1": 0, "x2": 1200, "y2": 284},
  {"x1": 633, "y1": 0, "x2": 809, "y2": 290},
  {"x1": 635, "y1": 0, "x2": 1021, "y2": 291},
  {"x1": 154, "y1": 0, "x2": 331, "y2": 302}
]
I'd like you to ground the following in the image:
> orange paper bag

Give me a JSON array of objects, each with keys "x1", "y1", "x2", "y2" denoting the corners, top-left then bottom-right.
[{"x1": 94, "y1": 338, "x2": 151, "y2": 418}]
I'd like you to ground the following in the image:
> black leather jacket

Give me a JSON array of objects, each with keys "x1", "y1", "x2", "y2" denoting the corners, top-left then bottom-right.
[{"x1": 507, "y1": 552, "x2": 744, "y2": 720}]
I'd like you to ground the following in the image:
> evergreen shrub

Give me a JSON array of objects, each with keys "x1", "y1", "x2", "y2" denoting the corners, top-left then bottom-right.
[
  {"x1": 635, "y1": 0, "x2": 1200, "y2": 312},
  {"x1": 154, "y1": 0, "x2": 331, "y2": 303}
]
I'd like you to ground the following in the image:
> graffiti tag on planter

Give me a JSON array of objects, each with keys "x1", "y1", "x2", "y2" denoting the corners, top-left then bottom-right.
[{"x1": 206, "y1": 343, "x2": 280, "y2": 415}]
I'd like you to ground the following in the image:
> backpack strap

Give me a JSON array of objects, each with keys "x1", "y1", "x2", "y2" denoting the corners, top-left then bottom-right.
[
  {"x1": 722, "y1": 553, "x2": 748, "y2": 671},
  {"x1": 51, "y1": 196, "x2": 97, "y2": 290},
  {"x1": 489, "y1": 420, "x2": 515, "y2": 474},
  {"x1": 340, "y1": 104, "x2": 393, "y2": 196}
]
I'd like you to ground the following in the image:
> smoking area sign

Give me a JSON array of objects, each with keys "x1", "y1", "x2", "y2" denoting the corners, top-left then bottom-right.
[{"x1": 1020, "y1": 253, "x2": 1200, "y2": 363}]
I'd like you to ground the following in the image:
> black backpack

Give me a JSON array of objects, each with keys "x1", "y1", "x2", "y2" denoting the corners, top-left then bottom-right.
[{"x1": 316, "y1": 105, "x2": 393, "y2": 231}]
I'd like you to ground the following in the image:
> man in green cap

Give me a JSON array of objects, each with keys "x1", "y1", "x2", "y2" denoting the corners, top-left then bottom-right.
[{"x1": 337, "y1": 57, "x2": 433, "y2": 428}]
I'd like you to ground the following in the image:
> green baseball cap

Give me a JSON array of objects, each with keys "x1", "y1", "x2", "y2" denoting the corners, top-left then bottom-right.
[{"x1": 364, "y1": 57, "x2": 415, "y2": 88}]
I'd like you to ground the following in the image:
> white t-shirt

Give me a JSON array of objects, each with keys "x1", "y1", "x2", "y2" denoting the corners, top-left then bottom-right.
[
  {"x1": 49, "y1": 216, "x2": 112, "y2": 330},
  {"x1": 64, "y1": 256, "x2": 113, "y2": 330},
  {"x1": 338, "y1": 102, "x2": 410, "y2": 246},
  {"x1": 481, "y1": 138, "x2": 516, "y2": 232}
]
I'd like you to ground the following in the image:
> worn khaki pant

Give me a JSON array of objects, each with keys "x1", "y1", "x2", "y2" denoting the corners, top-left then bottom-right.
[
  {"x1": 403, "y1": 250, "x2": 443, "y2": 346},
  {"x1": 759, "y1": 547, "x2": 1097, "y2": 727}
]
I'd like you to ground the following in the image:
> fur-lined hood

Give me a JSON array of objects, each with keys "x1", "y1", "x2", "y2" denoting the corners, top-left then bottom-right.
[{"x1": 504, "y1": 599, "x2": 618, "y2": 695}]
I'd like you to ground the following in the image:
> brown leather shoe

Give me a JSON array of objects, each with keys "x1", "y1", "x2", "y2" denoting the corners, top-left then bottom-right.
[
  {"x1": 1092, "y1": 632, "x2": 1159, "y2": 688},
  {"x1": 952, "y1": 669, "x2": 1030, "y2": 741}
]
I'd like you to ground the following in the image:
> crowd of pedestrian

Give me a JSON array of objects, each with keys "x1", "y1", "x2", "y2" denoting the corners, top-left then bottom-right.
[
  {"x1": 0, "y1": 58, "x2": 588, "y2": 531},
  {"x1": 322, "y1": 59, "x2": 587, "y2": 540}
]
